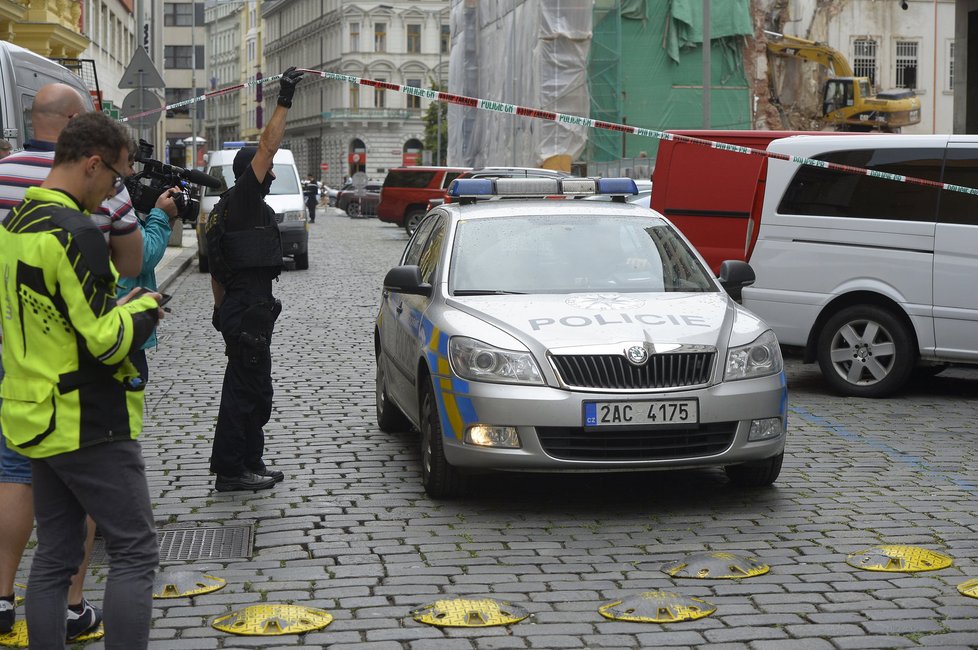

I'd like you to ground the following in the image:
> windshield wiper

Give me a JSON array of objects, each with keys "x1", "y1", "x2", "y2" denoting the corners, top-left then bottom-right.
[{"x1": 453, "y1": 289, "x2": 526, "y2": 296}]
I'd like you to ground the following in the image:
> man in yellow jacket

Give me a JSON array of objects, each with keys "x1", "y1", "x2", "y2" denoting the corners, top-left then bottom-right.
[{"x1": 0, "y1": 111, "x2": 164, "y2": 649}]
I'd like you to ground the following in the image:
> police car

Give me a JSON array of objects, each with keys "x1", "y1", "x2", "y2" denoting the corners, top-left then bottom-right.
[{"x1": 374, "y1": 177, "x2": 786, "y2": 497}]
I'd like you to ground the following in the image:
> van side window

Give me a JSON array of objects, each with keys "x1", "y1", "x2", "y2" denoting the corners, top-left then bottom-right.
[
  {"x1": 937, "y1": 149, "x2": 978, "y2": 225},
  {"x1": 778, "y1": 148, "x2": 943, "y2": 221}
]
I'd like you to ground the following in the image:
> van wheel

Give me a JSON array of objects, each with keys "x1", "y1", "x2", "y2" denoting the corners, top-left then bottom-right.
[
  {"x1": 294, "y1": 253, "x2": 309, "y2": 270},
  {"x1": 404, "y1": 210, "x2": 426, "y2": 236},
  {"x1": 420, "y1": 381, "x2": 464, "y2": 498},
  {"x1": 816, "y1": 305, "x2": 914, "y2": 397},
  {"x1": 198, "y1": 255, "x2": 209, "y2": 273},
  {"x1": 725, "y1": 452, "x2": 783, "y2": 487},
  {"x1": 346, "y1": 202, "x2": 362, "y2": 218},
  {"x1": 376, "y1": 356, "x2": 411, "y2": 433}
]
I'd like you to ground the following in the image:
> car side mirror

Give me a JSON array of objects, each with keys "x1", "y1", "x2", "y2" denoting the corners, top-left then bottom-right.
[
  {"x1": 718, "y1": 260, "x2": 755, "y2": 303},
  {"x1": 383, "y1": 265, "x2": 432, "y2": 297}
]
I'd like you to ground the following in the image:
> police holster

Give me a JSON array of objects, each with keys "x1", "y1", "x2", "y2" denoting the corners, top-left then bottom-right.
[{"x1": 229, "y1": 299, "x2": 282, "y2": 366}]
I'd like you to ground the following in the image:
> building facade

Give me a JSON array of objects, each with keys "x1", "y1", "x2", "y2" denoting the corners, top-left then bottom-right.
[
  {"x1": 261, "y1": 0, "x2": 449, "y2": 187},
  {"x1": 160, "y1": 0, "x2": 206, "y2": 169}
]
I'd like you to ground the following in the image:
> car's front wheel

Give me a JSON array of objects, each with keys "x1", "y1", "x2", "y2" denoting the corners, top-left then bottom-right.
[
  {"x1": 420, "y1": 381, "x2": 464, "y2": 498},
  {"x1": 725, "y1": 452, "x2": 783, "y2": 487},
  {"x1": 376, "y1": 357, "x2": 411, "y2": 433},
  {"x1": 404, "y1": 209, "x2": 426, "y2": 236},
  {"x1": 816, "y1": 305, "x2": 914, "y2": 397}
]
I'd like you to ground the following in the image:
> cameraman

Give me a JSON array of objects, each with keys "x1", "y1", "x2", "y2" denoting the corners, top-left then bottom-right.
[
  {"x1": 205, "y1": 67, "x2": 303, "y2": 493},
  {"x1": 116, "y1": 142, "x2": 180, "y2": 384}
]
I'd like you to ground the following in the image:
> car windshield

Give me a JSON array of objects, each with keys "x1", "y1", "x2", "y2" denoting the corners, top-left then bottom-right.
[
  {"x1": 204, "y1": 163, "x2": 301, "y2": 196},
  {"x1": 451, "y1": 214, "x2": 716, "y2": 294}
]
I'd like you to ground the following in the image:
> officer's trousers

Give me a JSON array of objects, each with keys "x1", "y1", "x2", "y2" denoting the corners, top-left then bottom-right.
[{"x1": 210, "y1": 292, "x2": 276, "y2": 476}]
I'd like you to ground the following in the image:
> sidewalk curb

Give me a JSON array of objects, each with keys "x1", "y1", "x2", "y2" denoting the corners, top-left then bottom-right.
[{"x1": 158, "y1": 248, "x2": 197, "y2": 293}]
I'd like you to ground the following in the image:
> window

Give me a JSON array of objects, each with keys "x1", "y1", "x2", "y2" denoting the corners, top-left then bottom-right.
[
  {"x1": 374, "y1": 22, "x2": 386, "y2": 52},
  {"x1": 350, "y1": 22, "x2": 359, "y2": 51},
  {"x1": 164, "y1": 2, "x2": 193, "y2": 26},
  {"x1": 937, "y1": 149, "x2": 978, "y2": 225},
  {"x1": 778, "y1": 148, "x2": 944, "y2": 222},
  {"x1": 852, "y1": 38, "x2": 877, "y2": 86},
  {"x1": 164, "y1": 45, "x2": 193, "y2": 68},
  {"x1": 374, "y1": 78, "x2": 386, "y2": 108},
  {"x1": 406, "y1": 78, "x2": 422, "y2": 109},
  {"x1": 407, "y1": 24, "x2": 421, "y2": 53},
  {"x1": 165, "y1": 88, "x2": 192, "y2": 115},
  {"x1": 947, "y1": 40, "x2": 955, "y2": 92},
  {"x1": 895, "y1": 40, "x2": 918, "y2": 90},
  {"x1": 440, "y1": 24, "x2": 450, "y2": 54}
]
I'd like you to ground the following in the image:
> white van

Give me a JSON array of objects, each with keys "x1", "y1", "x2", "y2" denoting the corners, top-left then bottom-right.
[
  {"x1": 0, "y1": 40, "x2": 94, "y2": 149},
  {"x1": 195, "y1": 145, "x2": 309, "y2": 271},
  {"x1": 742, "y1": 134, "x2": 978, "y2": 397}
]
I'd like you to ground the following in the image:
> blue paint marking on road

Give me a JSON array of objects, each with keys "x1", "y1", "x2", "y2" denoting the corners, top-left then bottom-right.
[{"x1": 790, "y1": 405, "x2": 978, "y2": 496}]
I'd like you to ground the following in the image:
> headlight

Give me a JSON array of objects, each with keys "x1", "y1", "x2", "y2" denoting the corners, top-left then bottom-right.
[
  {"x1": 449, "y1": 336, "x2": 544, "y2": 385},
  {"x1": 282, "y1": 210, "x2": 306, "y2": 222},
  {"x1": 724, "y1": 330, "x2": 783, "y2": 381}
]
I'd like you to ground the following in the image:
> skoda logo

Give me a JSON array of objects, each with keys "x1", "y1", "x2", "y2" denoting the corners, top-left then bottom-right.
[{"x1": 625, "y1": 345, "x2": 649, "y2": 366}]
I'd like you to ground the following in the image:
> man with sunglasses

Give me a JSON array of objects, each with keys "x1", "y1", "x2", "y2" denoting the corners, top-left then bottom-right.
[
  {"x1": 0, "y1": 83, "x2": 153, "y2": 642},
  {"x1": 0, "y1": 110, "x2": 164, "y2": 649}
]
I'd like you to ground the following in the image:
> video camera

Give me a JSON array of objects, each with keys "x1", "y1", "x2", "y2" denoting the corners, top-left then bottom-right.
[{"x1": 124, "y1": 139, "x2": 221, "y2": 224}]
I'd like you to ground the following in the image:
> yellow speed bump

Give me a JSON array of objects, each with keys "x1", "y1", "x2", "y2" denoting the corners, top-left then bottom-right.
[
  {"x1": 958, "y1": 579, "x2": 978, "y2": 598},
  {"x1": 846, "y1": 545, "x2": 953, "y2": 573},
  {"x1": 411, "y1": 598, "x2": 529, "y2": 627},
  {"x1": 599, "y1": 591, "x2": 716, "y2": 623},
  {"x1": 0, "y1": 621, "x2": 103, "y2": 647},
  {"x1": 211, "y1": 604, "x2": 333, "y2": 636},
  {"x1": 153, "y1": 570, "x2": 226, "y2": 599},
  {"x1": 662, "y1": 552, "x2": 770, "y2": 579}
]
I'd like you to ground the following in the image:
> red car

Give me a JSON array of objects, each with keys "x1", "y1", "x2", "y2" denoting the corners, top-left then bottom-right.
[{"x1": 377, "y1": 166, "x2": 470, "y2": 234}]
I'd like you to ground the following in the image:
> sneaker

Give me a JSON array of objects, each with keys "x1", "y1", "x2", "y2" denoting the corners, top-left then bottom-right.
[
  {"x1": 65, "y1": 598, "x2": 102, "y2": 640},
  {"x1": 214, "y1": 471, "x2": 276, "y2": 492},
  {"x1": 0, "y1": 597, "x2": 14, "y2": 634}
]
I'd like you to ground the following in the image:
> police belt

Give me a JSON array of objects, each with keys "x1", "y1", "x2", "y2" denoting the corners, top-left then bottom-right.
[{"x1": 221, "y1": 228, "x2": 283, "y2": 270}]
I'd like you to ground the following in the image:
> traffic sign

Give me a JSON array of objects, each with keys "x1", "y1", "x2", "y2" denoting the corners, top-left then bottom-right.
[
  {"x1": 120, "y1": 89, "x2": 163, "y2": 129},
  {"x1": 119, "y1": 47, "x2": 165, "y2": 89},
  {"x1": 319, "y1": 163, "x2": 329, "y2": 171}
]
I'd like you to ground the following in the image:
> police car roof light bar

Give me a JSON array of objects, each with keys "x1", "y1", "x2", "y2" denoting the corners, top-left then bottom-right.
[
  {"x1": 448, "y1": 177, "x2": 639, "y2": 203},
  {"x1": 595, "y1": 178, "x2": 638, "y2": 195}
]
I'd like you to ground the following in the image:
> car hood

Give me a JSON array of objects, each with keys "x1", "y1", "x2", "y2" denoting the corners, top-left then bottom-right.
[{"x1": 446, "y1": 291, "x2": 736, "y2": 353}]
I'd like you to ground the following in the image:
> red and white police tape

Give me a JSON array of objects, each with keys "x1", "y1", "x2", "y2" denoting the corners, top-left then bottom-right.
[{"x1": 120, "y1": 68, "x2": 978, "y2": 197}]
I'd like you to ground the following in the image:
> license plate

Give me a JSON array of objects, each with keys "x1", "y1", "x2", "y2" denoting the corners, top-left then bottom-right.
[{"x1": 584, "y1": 400, "x2": 698, "y2": 427}]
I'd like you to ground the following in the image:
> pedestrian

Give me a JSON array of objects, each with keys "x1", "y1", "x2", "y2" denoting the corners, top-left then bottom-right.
[
  {"x1": 0, "y1": 82, "x2": 143, "y2": 642},
  {"x1": 0, "y1": 110, "x2": 163, "y2": 649},
  {"x1": 205, "y1": 66, "x2": 303, "y2": 492},
  {"x1": 116, "y1": 139, "x2": 181, "y2": 384},
  {"x1": 303, "y1": 174, "x2": 318, "y2": 223},
  {"x1": 0, "y1": 139, "x2": 11, "y2": 159}
]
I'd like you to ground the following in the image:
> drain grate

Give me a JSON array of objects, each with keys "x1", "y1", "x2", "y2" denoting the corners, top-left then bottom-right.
[{"x1": 90, "y1": 525, "x2": 253, "y2": 566}]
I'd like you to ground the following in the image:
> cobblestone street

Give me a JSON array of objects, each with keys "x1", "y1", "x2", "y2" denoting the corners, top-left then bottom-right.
[{"x1": 49, "y1": 209, "x2": 978, "y2": 648}]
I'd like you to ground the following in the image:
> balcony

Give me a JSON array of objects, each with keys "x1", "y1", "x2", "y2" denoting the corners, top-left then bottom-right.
[{"x1": 321, "y1": 107, "x2": 423, "y2": 125}]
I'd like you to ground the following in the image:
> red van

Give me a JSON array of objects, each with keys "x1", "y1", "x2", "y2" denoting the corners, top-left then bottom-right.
[
  {"x1": 378, "y1": 166, "x2": 470, "y2": 234},
  {"x1": 651, "y1": 130, "x2": 835, "y2": 273}
]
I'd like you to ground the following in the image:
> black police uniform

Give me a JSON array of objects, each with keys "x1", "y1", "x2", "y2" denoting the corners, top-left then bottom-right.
[
  {"x1": 209, "y1": 162, "x2": 283, "y2": 481},
  {"x1": 302, "y1": 179, "x2": 318, "y2": 223}
]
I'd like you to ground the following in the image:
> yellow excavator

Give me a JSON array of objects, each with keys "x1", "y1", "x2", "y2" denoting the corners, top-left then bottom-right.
[{"x1": 765, "y1": 31, "x2": 921, "y2": 132}]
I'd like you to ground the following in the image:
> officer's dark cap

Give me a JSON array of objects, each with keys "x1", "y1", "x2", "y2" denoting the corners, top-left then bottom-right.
[{"x1": 233, "y1": 146, "x2": 259, "y2": 179}]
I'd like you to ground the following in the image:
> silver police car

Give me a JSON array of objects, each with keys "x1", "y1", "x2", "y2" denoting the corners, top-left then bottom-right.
[{"x1": 375, "y1": 177, "x2": 786, "y2": 497}]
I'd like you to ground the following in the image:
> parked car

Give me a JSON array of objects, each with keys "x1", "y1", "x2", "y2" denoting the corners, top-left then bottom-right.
[
  {"x1": 337, "y1": 181, "x2": 382, "y2": 218},
  {"x1": 196, "y1": 146, "x2": 310, "y2": 271},
  {"x1": 378, "y1": 166, "x2": 470, "y2": 234},
  {"x1": 374, "y1": 176, "x2": 786, "y2": 498}
]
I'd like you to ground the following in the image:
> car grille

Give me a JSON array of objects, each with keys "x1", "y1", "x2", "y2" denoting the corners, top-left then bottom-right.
[
  {"x1": 550, "y1": 351, "x2": 715, "y2": 390},
  {"x1": 536, "y1": 422, "x2": 736, "y2": 461}
]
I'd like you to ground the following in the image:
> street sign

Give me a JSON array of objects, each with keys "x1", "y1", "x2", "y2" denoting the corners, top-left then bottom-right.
[
  {"x1": 119, "y1": 47, "x2": 165, "y2": 89},
  {"x1": 320, "y1": 163, "x2": 329, "y2": 171},
  {"x1": 120, "y1": 89, "x2": 163, "y2": 130}
]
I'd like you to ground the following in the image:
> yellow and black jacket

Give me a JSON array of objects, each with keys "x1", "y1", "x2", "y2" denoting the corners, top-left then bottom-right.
[{"x1": 0, "y1": 187, "x2": 160, "y2": 458}]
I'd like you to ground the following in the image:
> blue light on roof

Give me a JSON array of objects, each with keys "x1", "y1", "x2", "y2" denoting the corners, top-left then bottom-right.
[
  {"x1": 596, "y1": 178, "x2": 638, "y2": 195},
  {"x1": 449, "y1": 178, "x2": 494, "y2": 197}
]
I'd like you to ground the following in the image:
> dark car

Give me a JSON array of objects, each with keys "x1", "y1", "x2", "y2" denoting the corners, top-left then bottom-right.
[
  {"x1": 377, "y1": 166, "x2": 470, "y2": 234},
  {"x1": 336, "y1": 181, "x2": 382, "y2": 218}
]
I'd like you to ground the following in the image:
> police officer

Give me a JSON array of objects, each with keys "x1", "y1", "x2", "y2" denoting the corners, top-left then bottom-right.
[
  {"x1": 206, "y1": 67, "x2": 303, "y2": 492},
  {"x1": 302, "y1": 174, "x2": 318, "y2": 223}
]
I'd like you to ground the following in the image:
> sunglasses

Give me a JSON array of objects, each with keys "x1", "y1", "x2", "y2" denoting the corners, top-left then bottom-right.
[{"x1": 99, "y1": 158, "x2": 127, "y2": 195}]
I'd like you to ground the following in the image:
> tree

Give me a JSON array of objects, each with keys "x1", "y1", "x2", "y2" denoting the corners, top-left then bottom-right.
[{"x1": 423, "y1": 80, "x2": 448, "y2": 165}]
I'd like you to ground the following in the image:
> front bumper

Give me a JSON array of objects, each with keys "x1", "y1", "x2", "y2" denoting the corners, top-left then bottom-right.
[
  {"x1": 433, "y1": 372, "x2": 787, "y2": 471},
  {"x1": 278, "y1": 222, "x2": 308, "y2": 256}
]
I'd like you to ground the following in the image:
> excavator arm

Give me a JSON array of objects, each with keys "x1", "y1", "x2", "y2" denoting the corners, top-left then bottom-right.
[{"x1": 764, "y1": 30, "x2": 854, "y2": 78}]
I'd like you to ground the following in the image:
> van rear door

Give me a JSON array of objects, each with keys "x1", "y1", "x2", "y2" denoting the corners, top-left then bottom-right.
[{"x1": 933, "y1": 141, "x2": 978, "y2": 361}]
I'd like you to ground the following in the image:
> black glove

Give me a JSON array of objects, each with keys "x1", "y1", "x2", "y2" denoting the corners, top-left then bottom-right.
[{"x1": 277, "y1": 66, "x2": 304, "y2": 108}]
